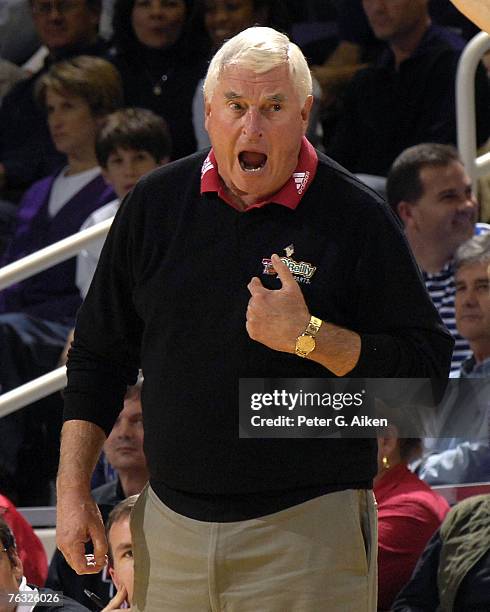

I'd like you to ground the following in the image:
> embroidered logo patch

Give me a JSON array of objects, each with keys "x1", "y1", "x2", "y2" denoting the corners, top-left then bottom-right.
[
  {"x1": 293, "y1": 171, "x2": 310, "y2": 194},
  {"x1": 201, "y1": 156, "x2": 214, "y2": 178},
  {"x1": 261, "y1": 245, "x2": 317, "y2": 284}
]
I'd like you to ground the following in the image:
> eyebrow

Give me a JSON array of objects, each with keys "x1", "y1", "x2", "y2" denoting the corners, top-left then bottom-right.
[
  {"x1": 114, "y1": 542, "x2": 132, "y2": 555},
  {"x1": 223, "y1": 92, "x2": 287, "y2": 103}
]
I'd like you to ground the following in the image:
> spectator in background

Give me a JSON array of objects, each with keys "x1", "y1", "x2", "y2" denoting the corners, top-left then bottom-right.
[
  {"x1": 47, "y1": 381, "x2": 147, "y2": 610},
  {"x1": 101, "y1": 496, "x2": 138, "y2": 611},
  {"x1": 392, "y1": 494, "x2": 490, "y2": 611},
  {"x1": 325, "y1": 0, "x2": 490, "y2": 178},
  {"x1": 0, "y1": 0, "x2": 108, "y2": 202},
  {"x1": 76, "y1": 107, "x2": 171, "y2": 300},
  {"x1": 0, "y1": 494, "x2": 47, "y2": 586},
  {"x1": 0, "y1": 516, "x2": 90, "y2": 611},
  {"x1": 386, "y1": 143, "x2": 485, "y2": 375},
  {"x1": 110, "y1": 0, "x2": 208, "y2": 161},
  {"x1": 190, "y1": 0, "x2": 320, "y2": 151},
  {"x1": 0, "y1": 55, "x2": 121, "y2": 489},
  {"x1": 416, "y1": 233, "x2": 490, "y2": 485},
  {"x1": 0, "y1": 0, "x2": 40, "y2": 65},
  {"x1": 373, "y1": 400, "x2": 450, "y2": 610}
]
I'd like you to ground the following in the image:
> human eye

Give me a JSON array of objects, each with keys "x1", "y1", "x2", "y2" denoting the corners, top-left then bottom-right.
[
  {"x1": 109, "y1": 155, "x2": 123, "y2": 165},
  {"x1": 123, "y1": 549, "x2": 133, "y2": 559},
  {"x1": 135, "y1": 0, "x2": 151, "y2": 7},
  {"x1": 228, "y1": 101, "x2": 243, "y2": 112}
]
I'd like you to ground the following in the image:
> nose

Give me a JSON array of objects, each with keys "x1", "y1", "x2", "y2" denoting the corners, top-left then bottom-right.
[
  {"x1": 116, "y1": 418, "x2": 133, "y2": 439},
  {"x1": 458, "y1": 193, "x2": 477, "y2": 215},
  {"x1": 49, "y1": 109, "x2": 63, "y2": 130},
  {"x1": 242, "y1": 107, "x2": 263, "y2": 140},
  {"x1": 212, "y1": 7, "x2": 228, "y2": 25},
  {"x1": 148, "y1": 0, "x2": 166, "y2": 17}
]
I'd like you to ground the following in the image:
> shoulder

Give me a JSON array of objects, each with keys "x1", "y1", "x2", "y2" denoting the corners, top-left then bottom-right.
[
  {"x1": 130, "y1": 150, "x2": 208, "y2": 206},
  {"x1": 80, "y1": 199, "x2": 119, "y2": 230},
  {"x1": 35, "y1": 588, "x2": 90, "y2": 611},
  {"x1": 91, "y1": 479, "x2": 121, "y2": 505},
  {"x1": 314, "y1": 152, "x2": 389, "y2": 213},
  {"x1": 441, "y1": 494, "x2": 490, "y2": 538}
]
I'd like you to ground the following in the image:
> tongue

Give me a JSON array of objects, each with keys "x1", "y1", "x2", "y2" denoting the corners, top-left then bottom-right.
[{"x1": 241, "y1": 151, "x2": 267, "y2": 168}]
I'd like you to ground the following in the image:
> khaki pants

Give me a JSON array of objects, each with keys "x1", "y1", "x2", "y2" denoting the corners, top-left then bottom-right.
[{"x1": 131, "y1": 485, "x2": 377, "y2": 611}]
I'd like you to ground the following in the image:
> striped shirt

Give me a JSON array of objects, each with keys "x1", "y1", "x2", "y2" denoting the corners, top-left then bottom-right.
[{"x1": 424, "y1": 261, "x2": 470, "y2": 375}]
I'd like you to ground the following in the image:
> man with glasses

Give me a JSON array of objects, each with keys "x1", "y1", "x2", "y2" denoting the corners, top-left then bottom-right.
[{"x1": 0, "y1": 0, "x2": 106, "y2": 202}]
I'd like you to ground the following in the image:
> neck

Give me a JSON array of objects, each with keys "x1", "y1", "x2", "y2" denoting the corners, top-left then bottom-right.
[
  {"x1": 406, "y1": 231, "x2": 452, "y2": 274},
  {"x1": 118, "y1": 469, "x2": 149, "y2": 497},
  {"x1": 470, "y1": 341, "x2": 490, "y2": 365},
  {"x1": 390, "y1": 18, "x2": 430, "y2": 68},
  {"x1": 66, "y1": 152, "x2": 98, "y2": 176}
]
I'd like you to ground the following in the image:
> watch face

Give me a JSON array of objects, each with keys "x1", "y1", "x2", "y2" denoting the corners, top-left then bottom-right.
[{"x1": 296, "y1": 335, "x2": 315, "y2": 354}]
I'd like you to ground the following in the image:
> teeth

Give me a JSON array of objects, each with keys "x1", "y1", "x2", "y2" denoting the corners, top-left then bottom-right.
[{"x1": 239, "y1": 160, "x2": 265, "y2": 172}]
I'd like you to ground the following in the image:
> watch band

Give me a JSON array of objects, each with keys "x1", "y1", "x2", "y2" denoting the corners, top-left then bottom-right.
[
  {"x1": 295, "y1": 315, "x2": 323, "y2": 358},
  {"x1": 305, "y1": 316, "x2": 323, "y2": 336}
]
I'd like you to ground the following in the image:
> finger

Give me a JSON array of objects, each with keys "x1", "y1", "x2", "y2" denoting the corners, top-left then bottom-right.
[
  {"x1": 271, "y1": 254, "x2": 298, "y2": 290},
  {"x1": 104, "y1": 585, "x2": 128, "y2": 611},
  {"x1": 90, "y1": 527, "x2": 109, "y2": 569},
  {"x1": 247, "y1": 276, "x2": 266, "y2": 295},
  {"x1": 61, "y1": 541, "x2": 88, "y2": 574}
]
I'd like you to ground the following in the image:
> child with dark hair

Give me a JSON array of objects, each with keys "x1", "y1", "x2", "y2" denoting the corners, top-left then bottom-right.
[{"x1": 76, "y1": 107, "x2": 171, "y2": 299}]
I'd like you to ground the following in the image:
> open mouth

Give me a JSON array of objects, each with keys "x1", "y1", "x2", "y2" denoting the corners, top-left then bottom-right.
[{"x1": 239, "y1": 151, "x2": 267, "y2": 173}]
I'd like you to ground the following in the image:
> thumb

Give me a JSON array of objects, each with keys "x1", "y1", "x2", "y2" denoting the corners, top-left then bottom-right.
[{"x1": 247, "y1": 276, "x2": 265, "y2": 294}]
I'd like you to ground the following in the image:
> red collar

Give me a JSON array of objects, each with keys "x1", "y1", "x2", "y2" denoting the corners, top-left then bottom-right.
[{"x1": 200, "y1": 137, "x2": 318, "y2": 211}]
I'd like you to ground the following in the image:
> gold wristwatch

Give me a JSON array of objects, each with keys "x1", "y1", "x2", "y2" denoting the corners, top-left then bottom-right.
[{"x1": 295, "y1": 315, "x2": 323, "y2": 358}]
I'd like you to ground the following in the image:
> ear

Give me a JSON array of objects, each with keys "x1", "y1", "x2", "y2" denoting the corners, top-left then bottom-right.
[
  {"x1": 101, "y1": 168, "x2": 111, "y2": 185},
  {"x1": 204, "y1": 100, "x2": 212, "y2": 133},
  {"x1": 377, "y1": 424, "x2": 399, "y2": 458},
  {"x1": 301, "y1": 95, "x2": 314, "y2": 132},
  {"x1": 397, "y1": 200, "x2": 416, "y2": 226},
  {"x1": 10, "y1": 550, "x2": 23, "y2": 584}
]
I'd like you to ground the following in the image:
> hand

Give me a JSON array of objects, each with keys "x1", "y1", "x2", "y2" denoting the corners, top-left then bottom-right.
[
  {"x1": 102, "y1": 585, "x2": 130, "y2": 611},
  {"x1": 246, "y1": 253, "x2": 310, "y2": 353},
  {"x1": 56, "y1": 488, "x2": 108, "y2": 575}
]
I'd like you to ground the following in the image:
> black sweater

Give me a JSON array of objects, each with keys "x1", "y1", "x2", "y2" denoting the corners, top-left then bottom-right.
[{"x1": 65, "y1": 150, "x2": 453, "y2": 521}]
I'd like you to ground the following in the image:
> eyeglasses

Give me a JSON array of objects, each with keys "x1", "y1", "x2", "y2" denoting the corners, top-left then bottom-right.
[{"x1": 32, "y1": 0, "x2": 82, "y2": 15}]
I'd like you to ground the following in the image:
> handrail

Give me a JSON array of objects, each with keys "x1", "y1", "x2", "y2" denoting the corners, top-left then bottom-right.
[
  {"x1": 0, "y1": 217, "x2": 113, "y2": 290},
  {"x1": 0, "y1": 366, "x2": 67, "y2": 418},
  {"x1": 456, "y1": 31, "x2": 490, "y2": 184},
  {"x1": 0, "y1": 218, "x2": 114, "y2": 417}
]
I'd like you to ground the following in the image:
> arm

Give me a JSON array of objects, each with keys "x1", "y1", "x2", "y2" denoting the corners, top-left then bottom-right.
[
  {"x1": 56, "y1": 420, "x2": 107, "y2": 574},
  {"x1": 246, "y1": 195, "x2": 454, "y2": 379},
  {"x1": 392, "y1": 530, "x2": 443, "y2": 611},
  {"x1": 246, "y1": 254, "x2": 360, "y2": 376}
]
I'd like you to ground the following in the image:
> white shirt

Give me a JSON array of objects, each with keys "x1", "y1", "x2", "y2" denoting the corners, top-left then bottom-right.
[{"x1": 76, "y1": 198, "x2": 120, "y2": 299}]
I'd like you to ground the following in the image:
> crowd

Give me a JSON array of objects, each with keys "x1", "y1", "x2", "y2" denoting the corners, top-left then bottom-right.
[{"x1": 0, "y1": 0, "x2": 489, "y2": 610}]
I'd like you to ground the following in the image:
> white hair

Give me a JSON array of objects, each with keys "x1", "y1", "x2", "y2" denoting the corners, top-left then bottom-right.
[{"x1": 203, "y1": 26, "x2": 313, "y2": 104}]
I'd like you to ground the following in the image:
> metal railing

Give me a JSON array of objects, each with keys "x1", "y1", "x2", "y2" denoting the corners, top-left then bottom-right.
[
  {"x1": 456, "y1": 31, "x2": 490, "y2": 185},
  {"x1": 2, "y1": 32, "x2": 490, "y2": 418},
  {"x1": 0, "y1": 217, "x2": 114, "y2": 415},
  {"x1": 0, "y1": 218, "x2": 113, "y2": 290}
]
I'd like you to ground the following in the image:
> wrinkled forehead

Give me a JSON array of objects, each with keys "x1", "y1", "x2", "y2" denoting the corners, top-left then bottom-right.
[
  {"x1": 455, "y1": 260, "x2": 490, "y2": 282},
  {"x1": 215, "y1": 63, "x2": 296, "y2": 99}
]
